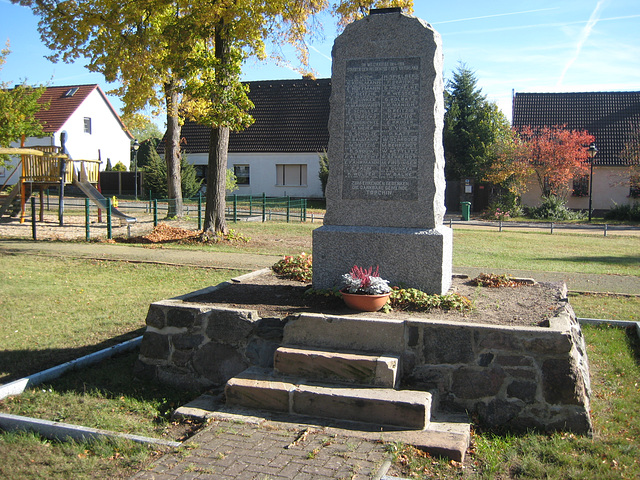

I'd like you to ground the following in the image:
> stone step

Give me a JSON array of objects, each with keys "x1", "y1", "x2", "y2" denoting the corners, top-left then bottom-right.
[
  {"x1": 225, "y1": 366, "x2": 431, "y2": 430},
  {"x1": 274, "y1": 346, "x2": 400, "y2": 388}
]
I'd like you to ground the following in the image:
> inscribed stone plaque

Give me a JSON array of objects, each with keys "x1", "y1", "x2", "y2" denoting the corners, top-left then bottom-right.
[{"x1": 343, "y1": 57, "x2": 420, "y2": 200}]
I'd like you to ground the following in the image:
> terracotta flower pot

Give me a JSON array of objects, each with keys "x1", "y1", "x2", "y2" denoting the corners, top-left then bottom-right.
[{"x1": 341, "y1": 291, "x2": 391, "y2": 312}]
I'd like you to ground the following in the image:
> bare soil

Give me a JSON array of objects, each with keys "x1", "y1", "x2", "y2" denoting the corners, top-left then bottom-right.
[{"x1": 189, "y1": 270, "x2": 565, "y2": 327}]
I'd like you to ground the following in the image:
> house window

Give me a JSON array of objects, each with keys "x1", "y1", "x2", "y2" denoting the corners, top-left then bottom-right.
[
  {"x1": 83, "y1": 117, "x2": 92, "y2": 134},
  {"x1": 572, "y1": 175, "x2": 589, "y2": 197},
  {"x1": 631, "y1": 175, "x2": 640, "y2": 198},
  {"x1": 234, "y1": 165, "x2": 250, "y2": 185},
  {"x1": 276, "y1": 164, "x2": 307, "y2": 186}
]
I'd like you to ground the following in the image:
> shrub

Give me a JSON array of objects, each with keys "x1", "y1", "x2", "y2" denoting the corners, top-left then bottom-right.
[
  {"x1": 603, "y1": 202, "x2": 640, "y2": 221},
  {"x1": 526, "y1": 195, "x2": 585, "y2": 221},
  {"x1": 272, "y1": 253, "x2": 312, "y2": 282},
  {"x1": 112, "y1": 161, "x2": 127, "y2": 172}
]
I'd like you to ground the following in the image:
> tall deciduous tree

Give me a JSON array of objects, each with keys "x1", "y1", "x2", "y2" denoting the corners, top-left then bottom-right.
[
  {"x1": 13, "y1": 0, "x2": 206, "y2": 217},
  {"x1": 486, "y1": 125, "x2": 595, "y2": 201},
  {"x1": 444, "y1": 63, "x2": 511, "y2": 181},
  {"x1": 0, "y1": 43, "x2": 46, "y2": 156}
]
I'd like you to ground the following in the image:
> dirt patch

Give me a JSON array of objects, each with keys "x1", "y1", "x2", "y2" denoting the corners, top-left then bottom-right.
[{"x1": 189, "y1": 270, "x2": 565, "y2": 327}]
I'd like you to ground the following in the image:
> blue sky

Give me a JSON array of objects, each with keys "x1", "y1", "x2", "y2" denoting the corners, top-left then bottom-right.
[{"x1": 1, "y1": 0, "x2": 639, "y2": 126}]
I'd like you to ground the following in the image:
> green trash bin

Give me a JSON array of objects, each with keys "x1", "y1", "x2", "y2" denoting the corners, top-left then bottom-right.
[{"x1": 461, "y1": 201, "x2": 471, "y2": 221}]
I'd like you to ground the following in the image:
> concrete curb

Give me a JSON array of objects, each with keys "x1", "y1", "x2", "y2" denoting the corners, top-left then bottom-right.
[
  {"x1": 578, "y1": 318, "x2": 640, "y2": 340},
  {"x1": 0, "y1": 413, "x2": 181, "y2": 448},
  {"x1": 0, "y1": 336, "x2": 142, "y2": 401}
]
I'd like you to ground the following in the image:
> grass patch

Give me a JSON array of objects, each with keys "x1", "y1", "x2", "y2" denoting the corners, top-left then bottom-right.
[
  {"x1": 391, "y1": 324, "x2": 640, "y2": 479},
  {"x1": 0, "y1": 351, "x2": 199, "y2": 438},
  {"x1": 453, "y1": 229, "x2": 640, "y2": 276},
  {"x1": 0, "y1": 253, "x2": 241, "y2": 382},
  {"x1": 569, "y1": 293, "x2": 640, "y2": 321},
  {"x1": 0, "y1": 431, "x2": 157, "y2": 480},
  {"x1": 0, "y1": 350, "x2": 202, "y2": 479}
]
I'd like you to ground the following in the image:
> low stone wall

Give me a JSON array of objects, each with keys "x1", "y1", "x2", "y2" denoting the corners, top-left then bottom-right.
[
  {"x1": 135, "y1": 280, "x2": 591, "y2": 434},
  {"x1": 134, "y1": 282, "x2": 287, "y2": 391},
  {"x1": 403, "y1": 303, "x2": 591, "y2": 433}
]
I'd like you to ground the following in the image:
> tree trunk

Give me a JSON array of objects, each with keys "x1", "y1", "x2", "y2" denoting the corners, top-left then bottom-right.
[
  {"x1": 203, "y1": 125, "x2": 229, "y2": 235},
  {"x1": 164, "y1": 79, "x2": 183, "y2": 218},
  {"x1": 203, "y1": 23, "x2": 232, "y2": 235}
]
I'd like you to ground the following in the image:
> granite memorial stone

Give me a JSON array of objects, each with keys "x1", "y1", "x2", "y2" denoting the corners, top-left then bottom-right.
[{"x1": 313, "y1": 9, "x2": 452, "y2": 294}]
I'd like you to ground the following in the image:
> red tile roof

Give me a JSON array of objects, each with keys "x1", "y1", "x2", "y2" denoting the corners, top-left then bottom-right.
[
  {"x1": 35, "y1": 84, "x2": 131, "y2": 137},
  {"x1": 159, "y1": 78, "x2": 331, "y2": 154},
  {"x1": 512, "y1": 91, "x2": 640, "y2": 166}
]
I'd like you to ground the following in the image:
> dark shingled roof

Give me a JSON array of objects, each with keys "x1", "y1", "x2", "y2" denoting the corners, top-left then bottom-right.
[
  {"x1": 160, "y1": 78, "x2": 331, "y2": 154},
  {"x1": 34, "y1": 84, "x2": 130, "y2": 136},
  {"x1": 512, "y1": 91, "x2": 640, "y2": 166}
]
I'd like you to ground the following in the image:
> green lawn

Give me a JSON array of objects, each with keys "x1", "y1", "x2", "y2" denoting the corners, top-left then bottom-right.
[
  {"x1": 0, "y1": 223, "x2": 638, "y2": 479},
  {"x1": 0, "y1": 254, "x2": 242, "y2": 382},
  {"x1": 453, "y1": 229, "x2": 640, "y2": 276}
]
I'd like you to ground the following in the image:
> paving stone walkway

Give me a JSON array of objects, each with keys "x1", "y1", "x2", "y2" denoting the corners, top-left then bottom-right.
[{"x1": 131, "y1": 415, "x2": 393, "y2": 480}]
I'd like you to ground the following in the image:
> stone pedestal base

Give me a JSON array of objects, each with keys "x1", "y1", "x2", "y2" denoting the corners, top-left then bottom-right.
[{"x1": 312, "y1": 225, "x2": 452, "y2": 294}]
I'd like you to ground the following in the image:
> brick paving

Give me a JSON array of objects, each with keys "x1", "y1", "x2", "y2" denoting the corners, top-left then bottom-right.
[{"x1": 131, "y1": 417, "x2": 392, "y2": 480}]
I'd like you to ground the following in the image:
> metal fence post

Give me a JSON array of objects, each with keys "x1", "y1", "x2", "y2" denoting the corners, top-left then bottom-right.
[
  {"x1": 233, "y1": 194, "x2": 238, "y2": 223},
  {"x1": 31, "y1": 197, "x2": 37, "y2": 240},
  {"x1": 198, "y1": 193, "x2": 202, "y2": 230},
  {"x1": 153, "y1": 199, "x2": 158, "y2": 226},
  {"x1": 262, "y1": 193, "x2": 266, "y2": 222},
  {"x1": 286, "y1": 196, "x2": 291, "y2": 223},
  {"x1": 106, "y1": 197, "x2": 112, "y2": 239},
  {"x1": 85, "y1": 198, "x2": 90, "y2": 241}
]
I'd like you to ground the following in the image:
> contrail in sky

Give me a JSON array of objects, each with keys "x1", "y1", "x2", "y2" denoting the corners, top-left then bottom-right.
[
  {"x1": 433, "y1": 7, "x2": 560, "y2": 25},
  {"x1": 557, "y1": 0, "x2": 610, "y2": 87},
  {"x1": 308, "y1": 45, "x2": 331, "y2": 61}
]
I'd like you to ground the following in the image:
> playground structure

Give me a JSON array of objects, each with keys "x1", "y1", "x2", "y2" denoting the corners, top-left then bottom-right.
[{"x1": 0, "y1": 146, "x2": 135, "y2": 224}]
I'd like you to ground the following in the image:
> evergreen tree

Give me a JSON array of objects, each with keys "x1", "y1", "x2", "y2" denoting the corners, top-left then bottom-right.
[
  {"x1": 135, "y1": 138, "x2": 161, "y2": 171},
  {"x1": 444, "y1": 63, "x2": 510, "y2": 180},
  {"x1": 143, "y1": 152, "x2": 202, "y2": 199},
  {"x1": 318, "y1": 149, "x2": 329, "y2": 197}
]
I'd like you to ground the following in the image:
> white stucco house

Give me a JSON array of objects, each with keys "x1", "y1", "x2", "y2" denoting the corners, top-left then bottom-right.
[
  {"x1": 512, "y1": 91, "x2": 640, "y2": 212},
  {"x1": 1, "y1": 84, "x2": 132, "y2": 185},
  {"x1": 158, "y1": 78, "x2": 330, "y2": 198}
]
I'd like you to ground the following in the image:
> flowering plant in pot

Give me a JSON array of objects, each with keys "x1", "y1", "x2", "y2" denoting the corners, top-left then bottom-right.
[{"x1": 340, "y1": 265, "x2": 391, "y2": 311}]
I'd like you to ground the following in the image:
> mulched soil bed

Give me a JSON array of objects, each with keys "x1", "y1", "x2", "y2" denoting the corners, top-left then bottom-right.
[{"x1": 188, "y1": 270, "x2": 565, "y2": 327}]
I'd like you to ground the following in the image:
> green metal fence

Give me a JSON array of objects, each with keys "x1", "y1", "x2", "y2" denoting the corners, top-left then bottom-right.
[{"x1": 148, "y1": 193, "x2": 308, "y2": 224}]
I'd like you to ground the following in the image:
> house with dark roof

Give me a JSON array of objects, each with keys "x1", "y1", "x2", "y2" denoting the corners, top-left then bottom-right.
[
  {"x1": 160, "y1": 78, "x2": 331, "y2": 198},
  {"x1": 2, "y1": 84, "x2": 132, "y2": 184},
  {"x1": 512, "y1": 91, "x2": 640, "y2": 211}
]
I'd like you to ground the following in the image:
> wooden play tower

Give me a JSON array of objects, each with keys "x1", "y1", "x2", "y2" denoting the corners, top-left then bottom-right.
[{"x1": 0, "y1": 145, "x2": 100, "y2": 223}]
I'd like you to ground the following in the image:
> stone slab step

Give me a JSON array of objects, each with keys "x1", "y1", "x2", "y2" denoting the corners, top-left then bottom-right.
[
  {"x1": 274, "y1": 346, "x2": 399, "y2": 388},
  {"x1": 225, "y1": 366, "x2": 431, "y2": 430},
  {"x1": 173, "y1": 395, "x2": 470, "y2": 462}
]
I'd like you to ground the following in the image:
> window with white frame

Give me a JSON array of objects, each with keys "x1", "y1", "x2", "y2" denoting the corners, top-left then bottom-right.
[
  {"x1": 83, "y1": 117, "x2": 92, "y2": 134},
  {"x1": 234, "y1": 164, "x2": 250, "y2": 185},
  {"x1": 276, "y1": 164, "x2": 307, "y2": 186}
]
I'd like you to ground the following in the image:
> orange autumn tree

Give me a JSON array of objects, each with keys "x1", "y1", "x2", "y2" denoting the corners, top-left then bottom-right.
[{"x1": 487, "y1": 125, "x2": 595, "y2": 201}]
